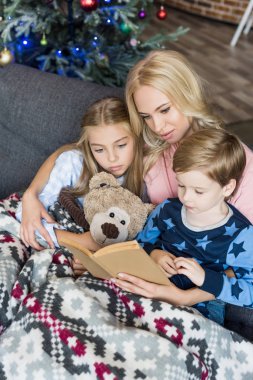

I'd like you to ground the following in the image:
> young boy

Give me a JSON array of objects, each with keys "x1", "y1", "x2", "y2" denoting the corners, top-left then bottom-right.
[{"x1": 136, "y1": 128, "x2": 253, "y2": 324}]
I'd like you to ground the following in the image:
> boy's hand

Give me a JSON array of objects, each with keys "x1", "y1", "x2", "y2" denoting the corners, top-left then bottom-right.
[
  {"x1": 174, "y1": 257, "x2": 205, "y2": 286},
  {"x1": 150, "y1": 249, "x2": 177, "y2": 277}
]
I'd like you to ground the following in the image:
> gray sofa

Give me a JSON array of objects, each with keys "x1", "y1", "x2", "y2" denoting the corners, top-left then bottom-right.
[
  {"x1": 0, "y1": 63, "x2": 123, "y2": 199},
  {"x1": 0, "y1": 62, "x2": 252, "y2": 342}
]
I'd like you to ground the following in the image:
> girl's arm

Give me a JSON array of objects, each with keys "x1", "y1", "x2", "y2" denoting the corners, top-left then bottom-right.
[
  {"x1": 20, "y1": 148, "x2": 65, "y2": 250},
  {"x1": 56, "y1": 230, "x2": 101, "y2": 253}
]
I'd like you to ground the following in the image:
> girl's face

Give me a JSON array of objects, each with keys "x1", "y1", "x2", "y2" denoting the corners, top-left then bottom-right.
[
  {"x1": 133, "y1": 85, "x2": 191, "y2": 144},
  {"x1": 88, "y1": 123, "x2": 135, "y2": 177}
]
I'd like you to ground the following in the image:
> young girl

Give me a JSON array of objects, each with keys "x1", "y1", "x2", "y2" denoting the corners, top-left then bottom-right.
[
  {"x1": 118, "y1": 128, "x2": 251, "y2": 324},
  {"x1": 17, "y1": 97, "x2": 144, "y2": 251}
]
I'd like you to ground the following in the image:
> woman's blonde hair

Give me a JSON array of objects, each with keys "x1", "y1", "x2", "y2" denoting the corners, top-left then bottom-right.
[
  {"x1": 173, "y1": 128, "x2": 246, "y2": 196},
  {"x1": 125, "y1": 49, "x2": 223, "y2": 175},
  {"x1": 61, "y1": 97, "x2": 144, "y2": 197}
]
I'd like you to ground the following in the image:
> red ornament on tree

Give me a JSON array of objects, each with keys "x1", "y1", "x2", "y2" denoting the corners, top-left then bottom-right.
[
  {"x1": 156, "y1": 5, "x2": 167, "y2": 20},
  {"x1": 80, "y1": 0, "x2": 98, "y2": 12}
]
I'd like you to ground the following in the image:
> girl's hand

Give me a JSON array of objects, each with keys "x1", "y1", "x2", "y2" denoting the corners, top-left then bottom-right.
[
  {"x1": 72, "y1": 258, "x2": 87, "y2": 277},
  {"x1": 20, "y1": 190, "x2": 55, "y2": 250},
  {"x1": 57, "y1": 230, "x2": 101, "y2": 253},
  {"x1": 151, "y1": 249, "x2": 177, "y2": 277},
  {"x1": 174, "y1": 257, "x2": 205, "y2": 286}
]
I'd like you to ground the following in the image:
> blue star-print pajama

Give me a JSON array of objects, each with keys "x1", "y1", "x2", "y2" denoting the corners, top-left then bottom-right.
[{"x1": 137, "y1": 198, "x2": 253, "y2": 324}]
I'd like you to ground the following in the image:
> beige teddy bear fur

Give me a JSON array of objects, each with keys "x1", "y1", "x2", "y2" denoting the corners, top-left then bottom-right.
[{"x1": 83, "y1": 172, "x2": 154, "y2": 246}]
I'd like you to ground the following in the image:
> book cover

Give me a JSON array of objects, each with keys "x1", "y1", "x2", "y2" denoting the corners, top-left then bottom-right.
[{"x1": 61, "y1": 238, "x2": 170, "y2": 285}]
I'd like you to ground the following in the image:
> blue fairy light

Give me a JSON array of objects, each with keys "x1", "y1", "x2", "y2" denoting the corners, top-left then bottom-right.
[{"x1": 92, "y1": 35, "x2": 100, "y2": 47}]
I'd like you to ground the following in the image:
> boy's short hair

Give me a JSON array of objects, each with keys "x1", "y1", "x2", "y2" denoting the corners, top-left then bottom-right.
[{"x1": 173, "y1": 128, "x2": 246, "y2": 195}]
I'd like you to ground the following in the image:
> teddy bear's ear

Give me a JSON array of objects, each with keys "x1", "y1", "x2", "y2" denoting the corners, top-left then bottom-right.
[
  {"x1": 145, "y1": 203, "x2": 155, "y2": 215},
  {"x1": 89, "y1": 172, "x2": 119, "y2": 190}
]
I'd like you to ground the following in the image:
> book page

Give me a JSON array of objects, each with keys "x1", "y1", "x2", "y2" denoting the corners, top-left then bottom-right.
[
  {"x1": 61, "y1": 238, "x2": 170, "y2": 285},
  {"x1": 63, "y1": 242, "x2": 111, "y2": 279},
  {"x1": 95, "y1": 240, "x2": 140, "y2": 257},
  {"x1": 94, "y1": 247, "x2": 170, "y2": 285},
  {"x1": 60, "y1": 237, "x2": 94, "y2": 258}
]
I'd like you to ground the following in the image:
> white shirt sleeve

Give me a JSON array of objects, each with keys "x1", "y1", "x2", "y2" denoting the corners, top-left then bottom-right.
[
  {"x1": 16, "y1": 150, "x2": 84, "y2": 247},
  {"x1": 38, "y1": 150, "x2": 83, "y2": 209}
]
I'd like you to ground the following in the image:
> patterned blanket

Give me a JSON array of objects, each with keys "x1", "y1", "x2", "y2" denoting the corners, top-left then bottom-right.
[{"x1": 0, "y1": 193, "x2": 253, "y2": 380}]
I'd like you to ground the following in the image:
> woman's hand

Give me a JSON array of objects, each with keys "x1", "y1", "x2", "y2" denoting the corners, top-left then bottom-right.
[
  {"x1": 151, "y1": 249, "x2": 177, "y2": 277},
  {"x1": 112, "y1": 272, "x2": 187, "y2": 304},
  {"x1": 20, "y1": 190, "x2": 55, "y2": 250},
  {"x1": 113, "y1": 272, "x2": 215, "y2": 306},
  {"x1": 174, "y1": 257, "x2": 205, "y2": 286}
]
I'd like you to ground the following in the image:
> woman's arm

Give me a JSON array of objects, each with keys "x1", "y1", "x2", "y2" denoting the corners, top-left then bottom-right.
[
  {"x1": 113, "y1": 273, "x2": 214, "y2": 305},
  {"x1": 230, "y1": 144, "x2": 253, "y2": 224},
  {"x1": 20, "y1": 148, "x2": 63, "y2": 249}
]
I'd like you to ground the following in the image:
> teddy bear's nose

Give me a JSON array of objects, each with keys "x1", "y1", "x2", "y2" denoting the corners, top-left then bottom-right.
[{"x1": 101, "y1": 222, "x2": 119, "y2": 239}]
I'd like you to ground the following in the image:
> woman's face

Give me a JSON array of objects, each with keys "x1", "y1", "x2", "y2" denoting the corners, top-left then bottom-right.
[{"x1": 133, "y1": 85, "x2": 191, "y2": 144}]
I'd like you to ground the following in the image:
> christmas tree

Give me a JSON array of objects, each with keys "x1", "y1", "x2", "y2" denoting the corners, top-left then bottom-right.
[{"x1": 0, "y1": 0, "x2": 188, "y2": 87}]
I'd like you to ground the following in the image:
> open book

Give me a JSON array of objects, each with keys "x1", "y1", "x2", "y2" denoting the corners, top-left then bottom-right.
[{"x1": 61, "y1": 238, "x2": 170, "y2": 286}]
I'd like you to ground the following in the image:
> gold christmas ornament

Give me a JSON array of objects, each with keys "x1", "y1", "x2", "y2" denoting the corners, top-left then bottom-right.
[
  {"x1": 0, "y1": 48, "x2": 14, "y2": 66},
  {"x1": 40, "y1": 33, "x2": 48, "y2": 46}
]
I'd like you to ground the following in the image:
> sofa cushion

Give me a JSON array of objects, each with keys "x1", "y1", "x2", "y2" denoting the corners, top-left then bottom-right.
[{"x1": 0, "y1": 63, "x2": 123, "y2": 199}]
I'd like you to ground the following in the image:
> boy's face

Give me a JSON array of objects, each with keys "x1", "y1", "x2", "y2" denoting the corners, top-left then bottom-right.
[{"x1": 176, "y1": 170, "x2": 232, "y2": 216}]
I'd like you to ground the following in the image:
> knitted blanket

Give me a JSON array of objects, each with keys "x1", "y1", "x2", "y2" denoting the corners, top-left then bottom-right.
[{"x1": 0, "y1": 193, "x2": 252, "y2": 379}]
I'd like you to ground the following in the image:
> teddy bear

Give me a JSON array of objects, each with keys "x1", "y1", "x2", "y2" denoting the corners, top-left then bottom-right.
[{"x1": 58, "y1": 172, "x2": 154, "y2": 246}]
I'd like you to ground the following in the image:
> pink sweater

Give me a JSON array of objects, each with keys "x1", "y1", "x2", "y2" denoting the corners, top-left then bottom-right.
[{"x1": 145, "y1": 143, "x2": 253, "y2": 224}]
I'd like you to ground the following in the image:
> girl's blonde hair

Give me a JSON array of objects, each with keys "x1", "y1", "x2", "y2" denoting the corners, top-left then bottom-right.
[
  {"x1": 61, "y1": 97, "x2": 144, "y2": 197},
  {"x1": 173, "y1": 128, "x2": 246, "y2": 196},
  {"x1": 125, "y1": 49, "x2": 223, "y2": 175}
]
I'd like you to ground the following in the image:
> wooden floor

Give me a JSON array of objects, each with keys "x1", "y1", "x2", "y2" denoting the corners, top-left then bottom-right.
[{"x1": 145, "y1": 8, "x2": 253, "y2": 125}]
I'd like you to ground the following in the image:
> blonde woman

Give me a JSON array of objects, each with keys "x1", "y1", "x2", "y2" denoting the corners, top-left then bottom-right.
[{"x1": 125, "y1": 50, "x2": 253, "y2": 220}]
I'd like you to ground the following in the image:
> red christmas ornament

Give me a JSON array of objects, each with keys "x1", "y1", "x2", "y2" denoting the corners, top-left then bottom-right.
[
  {"x1": 80, "y1": 0, "x2": 98, "y2": 12},
  {"x1": 156, "y1": 5, "x2": 167, "y2": 20}
]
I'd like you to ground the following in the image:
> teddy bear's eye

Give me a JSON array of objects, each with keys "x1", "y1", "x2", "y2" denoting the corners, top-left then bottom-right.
[
  {"x1": 120, "y1": 220, "x2": 126, "y2": 225},
  {"x1": 100, "y1": 183, "x2": 107, "y2": 187},
  {"x1": 109, "y1": 212, "x2": 115, "y2": 218}
]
